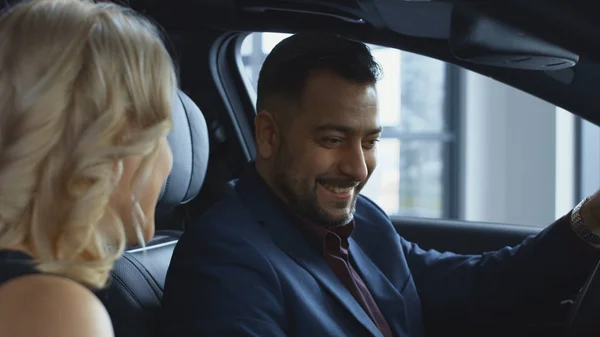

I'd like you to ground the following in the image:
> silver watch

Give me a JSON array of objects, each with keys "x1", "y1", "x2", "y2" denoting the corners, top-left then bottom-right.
[{"x1": 571, "y1": 197, "x2": 600, "y2": 246}]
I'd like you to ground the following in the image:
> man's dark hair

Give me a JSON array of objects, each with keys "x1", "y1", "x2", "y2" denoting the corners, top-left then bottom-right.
[{"x1": 256, "y1": 31, "x2": 382, "y2": 113}]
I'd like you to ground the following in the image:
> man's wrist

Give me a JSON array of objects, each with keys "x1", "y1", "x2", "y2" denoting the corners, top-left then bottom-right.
[{"x1": 571, "y1": 197, "x2": 600, "y2": 248}]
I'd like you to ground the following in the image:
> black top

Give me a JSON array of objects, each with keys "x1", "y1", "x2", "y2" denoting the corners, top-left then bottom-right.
[
  {"x1": 0, "y1": 249, "x2": 39, "y2": 285},
  {"x1": 0, "y1": 249, "x2": 144, "y2": 337},
  {"x1": 0, "y1": 248, "x2": 108, "y2": 302},
  {"x1": 0, "y1": 249, "x2": 109, "y2": 299}
]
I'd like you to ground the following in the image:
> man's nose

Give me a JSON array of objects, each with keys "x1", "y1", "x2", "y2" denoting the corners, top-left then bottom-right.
[{"x1": 339, "y1": 144, "x2": 369, "y2": 182}]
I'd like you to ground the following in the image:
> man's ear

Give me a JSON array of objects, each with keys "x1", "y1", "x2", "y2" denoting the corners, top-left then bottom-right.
[{"x1": 254, "y1": 110, "x2": 279, "y2": 160}]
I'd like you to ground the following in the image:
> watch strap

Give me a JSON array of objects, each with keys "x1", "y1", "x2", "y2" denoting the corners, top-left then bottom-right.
[{"x1": 571, "y1": 197, "x2": 600, "y2": 246}]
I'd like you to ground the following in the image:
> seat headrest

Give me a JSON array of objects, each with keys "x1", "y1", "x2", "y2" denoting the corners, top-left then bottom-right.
[{"x1": 156, "y1": 90, "x2": 209, "y2": 218}]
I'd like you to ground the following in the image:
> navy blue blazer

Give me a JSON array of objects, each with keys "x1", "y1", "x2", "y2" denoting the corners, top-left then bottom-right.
[{"x1": 161, "y1": 166, "x2": 599, "y2": 337}]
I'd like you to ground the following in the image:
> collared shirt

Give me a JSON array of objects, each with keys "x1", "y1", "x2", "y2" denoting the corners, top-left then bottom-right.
[{"x1": 296, "y1": 217, "x2": 394, "y2": 337}]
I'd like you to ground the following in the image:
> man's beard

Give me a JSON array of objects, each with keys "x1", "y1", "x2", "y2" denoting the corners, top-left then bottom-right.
[{"x1": 271, "y1": 142, "x2": 361, "y2": 228}]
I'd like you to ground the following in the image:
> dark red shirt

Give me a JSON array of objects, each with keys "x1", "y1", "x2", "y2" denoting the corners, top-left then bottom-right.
[{"x1": 296, "y1": 217, "x2": 394, "y2": 337}]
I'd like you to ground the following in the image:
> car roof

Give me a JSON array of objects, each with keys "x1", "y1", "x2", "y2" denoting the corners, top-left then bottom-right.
[
  {"x1": 121, "y1": 0, "x2": 600, "y2": 126},
  {"x1": 3, "y1": 0, "x2": 597, "y2": 125}
]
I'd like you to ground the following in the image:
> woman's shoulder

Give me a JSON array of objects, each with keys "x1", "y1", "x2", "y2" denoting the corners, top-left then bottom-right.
[{"x1": 0, "y1": 258, "x2": 113, "y2": 337}]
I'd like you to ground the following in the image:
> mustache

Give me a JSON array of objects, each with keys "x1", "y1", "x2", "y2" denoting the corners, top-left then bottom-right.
[{"x1": 316, "y1": 176, "x2": 361, "y2": 189}]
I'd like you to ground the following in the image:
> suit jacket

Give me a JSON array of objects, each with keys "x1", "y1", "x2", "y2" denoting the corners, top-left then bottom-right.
[{"x1": 160, "y1": 166, "x2": 599, "y2": 337}]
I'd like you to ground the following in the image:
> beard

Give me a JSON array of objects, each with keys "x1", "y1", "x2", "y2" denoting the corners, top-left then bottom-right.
[{"x1": 270, "y1": 139, "x2": 363, "y2": 229}]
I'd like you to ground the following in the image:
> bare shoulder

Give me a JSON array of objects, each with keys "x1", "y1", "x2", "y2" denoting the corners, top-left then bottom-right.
[{"x1": 0, "y1": 274, "x2": 113, "y2": 337}]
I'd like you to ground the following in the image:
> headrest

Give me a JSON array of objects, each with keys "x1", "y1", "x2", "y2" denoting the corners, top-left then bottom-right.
[{"x1": 156, "y1": 90, "x2": 209, "y2": 217}]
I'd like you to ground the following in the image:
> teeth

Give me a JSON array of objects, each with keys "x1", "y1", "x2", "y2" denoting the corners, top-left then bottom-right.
[{"x1": 321, "y1": 183, "x2": 353, "y2": 194}]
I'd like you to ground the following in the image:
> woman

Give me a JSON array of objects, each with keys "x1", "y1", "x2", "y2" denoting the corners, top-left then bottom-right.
[{"x1": 0, "y1": 0, "x2": 176, "y2": 336}]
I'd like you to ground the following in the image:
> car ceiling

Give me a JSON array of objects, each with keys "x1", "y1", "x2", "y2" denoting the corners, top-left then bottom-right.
[
  {"x1": 373, "y1": 0, "x2": 453, "y2": 39},
  {"x1": 2, "y1": 0, "x2": 599, "y2": 126}
]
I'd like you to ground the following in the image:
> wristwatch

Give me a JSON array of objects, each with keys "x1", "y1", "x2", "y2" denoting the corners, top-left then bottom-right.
[{"x1": 571, "y1": 197, "x2": 600, "y2": 246}]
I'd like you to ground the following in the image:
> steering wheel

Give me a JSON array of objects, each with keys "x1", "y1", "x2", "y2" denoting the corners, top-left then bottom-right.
[{"x1": 564, "y1": 259, "x2": 600, "y2": 337}]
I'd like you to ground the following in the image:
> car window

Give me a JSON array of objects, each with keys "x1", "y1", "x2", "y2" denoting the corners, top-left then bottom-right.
[{"x1": 239, "y1": 32, "x2": 600, "y2": 227}]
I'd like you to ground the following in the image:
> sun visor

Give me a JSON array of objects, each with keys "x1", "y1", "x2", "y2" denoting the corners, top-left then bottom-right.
[{"x1": 449, "y1": 5, "x2": 578, "y2": 71}]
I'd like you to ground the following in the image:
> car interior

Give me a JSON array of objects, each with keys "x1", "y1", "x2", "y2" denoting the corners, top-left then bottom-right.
[
  {"x1": 2, "y1": 0, "x2": 600, "y2": 337},
  {"x1": 103, "y1": 89, "x2": 209, "y2": 337}
]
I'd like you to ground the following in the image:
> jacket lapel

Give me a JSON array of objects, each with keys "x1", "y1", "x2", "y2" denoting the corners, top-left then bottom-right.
[
  {"x1": 234, "y1": 166, "x2": 382, "y2": 337},
  {"x1": 349, "y1": 237, "x2": 411, "y2": 337}
]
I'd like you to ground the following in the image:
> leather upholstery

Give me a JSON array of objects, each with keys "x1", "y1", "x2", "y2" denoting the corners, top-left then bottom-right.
[
  {"x1": 156, "y1": 90, "x2": 210, "y2": 229},
  {"x1": 104, "y1": 90, "x2": 208, "y2": 337}
]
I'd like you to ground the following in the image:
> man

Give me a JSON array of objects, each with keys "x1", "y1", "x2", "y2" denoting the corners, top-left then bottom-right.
[{"x1": 160, "y1": 32, "x2": 600, "y2": 337}]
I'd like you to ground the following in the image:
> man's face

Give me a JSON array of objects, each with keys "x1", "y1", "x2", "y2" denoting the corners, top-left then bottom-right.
[{"x1": 266, "y1": 70, "x2": 380, "y2": 228}]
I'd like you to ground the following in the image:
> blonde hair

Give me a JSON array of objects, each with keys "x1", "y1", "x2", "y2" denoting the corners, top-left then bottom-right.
[{"x1": 0, "y1": 0, "x2": 176, "y2": 289}]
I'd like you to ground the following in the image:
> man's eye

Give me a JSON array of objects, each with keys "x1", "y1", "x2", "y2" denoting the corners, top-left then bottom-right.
[
  {"x1": 364, "y1": 139, "x2": 380, "y2": 149},
  {"x1": 323, "y1": 138, "x2": 343, "y2": 146}
]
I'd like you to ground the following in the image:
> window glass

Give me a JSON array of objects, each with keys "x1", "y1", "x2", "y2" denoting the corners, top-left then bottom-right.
[{"x1": 239, "y1": 32, "x2": 600, "y2": 227}]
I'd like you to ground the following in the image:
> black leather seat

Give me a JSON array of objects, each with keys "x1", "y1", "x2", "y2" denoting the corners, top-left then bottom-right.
[{"x1": 102, "y1": 90, "x2": 209, "y2": 337}]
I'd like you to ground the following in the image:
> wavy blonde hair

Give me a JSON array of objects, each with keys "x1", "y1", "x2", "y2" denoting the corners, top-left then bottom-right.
[{"x1": 0, "y1": 0, "x2": 176, "y2": 289}]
